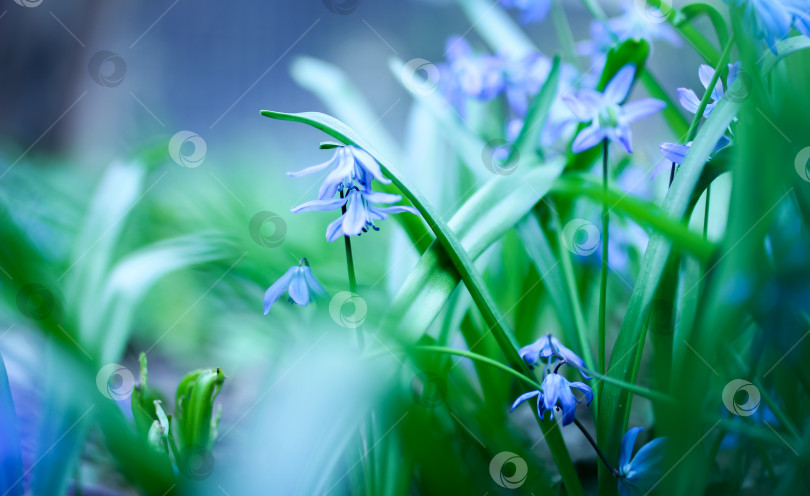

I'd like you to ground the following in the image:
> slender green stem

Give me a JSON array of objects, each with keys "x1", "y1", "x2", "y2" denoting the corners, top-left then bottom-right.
[
  {"x1": 340, "y1": 190, "x2": 358, "y2": 294},
  {"x1": 599, "y1": 139, "x2": 609, "y2": 376},
  {"x1": 573, "y1": 418, "x2": 619, "y2": 477},
  {"x1": 409, "y1": 346, "x2": 543, "y2": 390},
  {"x1": 340, "y1": 190, "x2": 362, "y2": 348}
]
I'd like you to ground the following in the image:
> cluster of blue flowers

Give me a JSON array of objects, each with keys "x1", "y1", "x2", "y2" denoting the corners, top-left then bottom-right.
[
  {"x1": 727, "y1": 0, "x2": 810, "y2": 53},
  {"x1": 263, "y1": 145, "x2": 418, "y2": 314},
  {"x1": 510, "y1": 334, "x2": 593, "y2": 426}
]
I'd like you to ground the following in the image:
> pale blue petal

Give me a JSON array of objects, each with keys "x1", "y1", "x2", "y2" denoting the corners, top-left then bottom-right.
[
  {"x1": 302, "y1": 266, "x2": 327, "y2": 297},
  {"x1": 291, "y1": 197, "x2": 347, "y2": 214},
  {"x1": 622, "y1": 99, "x2": 666, "y2": 123},
  {"x1": 342, "y1": 194, "x2": 368, "y2": 236},
  {"x1": 326, "y1": 216, "x2": 345, "y2": 242},
  {"x1": 264, "y1": 267, "x2": 295, "y2": 315},
  {"x1": 364, "y1": 192, "x2": 402, "y2": 204},
  {"x1": 677, "y1": 88, "x2": 701, "y2": 114},
  {"x1": 286, "y1": 154, "x2": 337, "y2": 177},
  {"x1": 373, "y1": 205, "x2": 419, "y2": 216},
  {"x1": 605, "y1": 65, "x2": 636, "y2": 104},
  {"x1": 287, "y1": 268, "x2": 310, "y2": 306},
  {"x1": 352, "y1": 147, "x2": 391, "y2": 185},
  {"x1": 660, "y1": 142, "x2": 690, "y2": 165},
  {"x1": 563, "y1": 93, "x2": 597, "y2": 122},
  {"x1": 572, "y1": 123, "x2": 606, "y2": 153},
  {"x1": 614, "y1": 124, "x2": 633, "y2": 154},
  {"x1": 628, "y1": 437, "x2": 667, "y2": 474},
  {"x1": 510, "y1": 390, "x2": 541, "y2": 412}
]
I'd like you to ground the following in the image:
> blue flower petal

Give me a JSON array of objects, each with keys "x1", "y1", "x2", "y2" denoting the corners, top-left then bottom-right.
[
  {"x1": 677, "y1": 88, "x2": 702, "y2": 114},
  {"x1": 287, "y1": 268, "x2": 310, "y2": 306},
  {"x1": 619, "y1": 426, "x2": 644, "y2": 469},
  {"x1": 263, "y1": 267, "x2": 296, "y2": 315},
  {"x1": 302, "y1": 266, "x2": 328, "y2": 298},
  {"x1": 604, "y1": 65, "x2": 636, "y2": 104},
  {"x1": 510, "y1": 390, "x2": 541, "y2": 412},
  {"x1": 622, "y1": 99, "x2": 666, "y2": 123},
  {"x1": 291, "y1": 197, "x2": 347, "y2": 214},
  {"x1": 286, "y1": 154, "x2": 338, "y2": 178},
  {"x1": 572, "y1": 122, "x2": 606, "y2": 153}
]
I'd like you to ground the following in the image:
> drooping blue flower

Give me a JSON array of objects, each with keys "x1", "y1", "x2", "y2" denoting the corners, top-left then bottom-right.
[
  {"x1": 563, "y1": 65, "x2": 666, "y2": 154},
  {"x1": 519, "y1": 334, "x2": 591, "y2": 378},
  {"x1": 264, "y1": 258, "x2": 327, "y2": 314},
  {"x1": 512, "y1": 373, "x2": 592, "y2": 426},
  {"x1": 292, "y1": 188, "x2": 418, "y2": 242},
  {"x1": 677, "y1": 63, "x2": 741, "y2": 118},
  {"x1": 617, "y1": 427, "x2": 668, "y2": 496},
  {"x1": 659, "y1": 136, "x2": 731, "y2": 165},
  {"x1": 726, "y1": 0, "x2": 810, "y2": 53},
  {"x1": 500, "y1": 0, "x2": 552, "y2": 24},
  {"x1": 287, "y1": 145, "x2": 391, "y2": 200}
]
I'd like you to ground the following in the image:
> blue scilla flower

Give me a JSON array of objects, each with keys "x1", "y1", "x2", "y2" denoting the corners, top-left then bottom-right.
[
  {"x1": 292, "y1": 188, "x2": 418, "y2": 242},
  {"x1": 500, "y1": 0, "x2": 551, "y2": 24},
  {"x1": 511, "y1": 373, "x2": 593, "y2": 426},
  {"x1": 660, "y1": 136, "x2": 731, "y2": 165},
  {"x1": 617, "y1": 427, "x2": 668, "y2": 496},
  {"x1": 264, "y1": 258, "x2": 327, "y2": 314},
  {"x1": 677, "y1": 63, "x2": 741, "y2": 118},
  {"x1": 563, "y1": 65, "x2": 665, "y2": 154},
  {"x1": 519, "y1": 334, "x2": 591, "y2": 378},
  {"x1": 287, "y1": 145, "x2": 391, "y2": 200},
  {"x1": 726, "y1": 0, "x2": 810, "y2": 53}
]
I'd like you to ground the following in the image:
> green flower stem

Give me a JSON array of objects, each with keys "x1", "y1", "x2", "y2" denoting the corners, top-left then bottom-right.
[
  {"x1": 574, "y1": 418, "x2": 619, "y2": 477},
  {"x1": 339, "y1": 189, "x2": 362, "y2": 347},
  {"x1": 599, "y1": 139, "x2": 609, "y2": 376}
]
